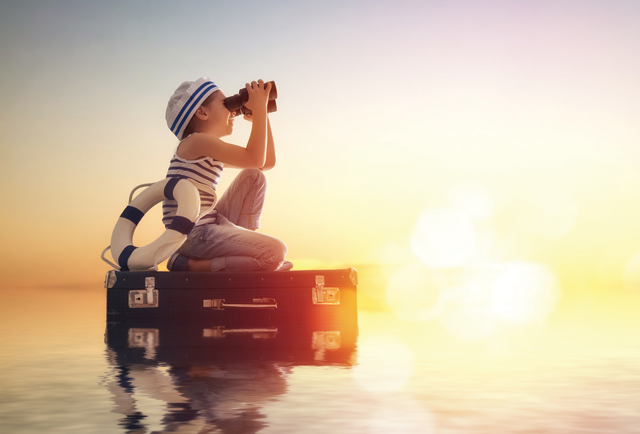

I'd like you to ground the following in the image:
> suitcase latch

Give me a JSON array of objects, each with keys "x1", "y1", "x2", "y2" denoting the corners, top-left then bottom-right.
[
  {"x1": 312, "y1": 275, "x2": 340, "y2": 305},
  {"x1": 128, "y1": 277, "x2": 159, "y2": 308},
  {"x1": 203, "y1": 298, "x2": 277, "y2": 310},
  {"x1": 104, "y1": 270, "x2": 117, "y2": 289}
]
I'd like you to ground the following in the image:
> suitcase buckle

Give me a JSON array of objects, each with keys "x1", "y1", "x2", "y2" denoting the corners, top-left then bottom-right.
[
  {"x1": 128, "y1": 277, "x2": 159, "y2": 308},
  {"x1": 312, "y1": 275, "x2": 340, "y2": 305}
]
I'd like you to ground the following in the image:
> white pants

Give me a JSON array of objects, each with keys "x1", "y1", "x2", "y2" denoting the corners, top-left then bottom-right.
[{"x1": 177, "y1": 169, "x2": 287, "y2": 271}]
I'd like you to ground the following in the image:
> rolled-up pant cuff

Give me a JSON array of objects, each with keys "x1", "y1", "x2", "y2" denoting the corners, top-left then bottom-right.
[
  {"x1": 210, "y1": 257, "x2": 227, "y2": 272},
  {"x1": 238, "y1": 214, "x2": 261, "y2": 230}
]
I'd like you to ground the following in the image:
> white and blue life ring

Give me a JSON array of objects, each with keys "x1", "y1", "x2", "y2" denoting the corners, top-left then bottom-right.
[{"x1": 105, "y1": 177, "x2": 215, "y2": 271}]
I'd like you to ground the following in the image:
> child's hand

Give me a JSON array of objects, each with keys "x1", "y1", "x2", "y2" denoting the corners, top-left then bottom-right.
[
  {"x1": 243, "y1": 112, "x2": 270, "y2": 122},
  {"x1": 244, "y1": 79, "x2": 271, "y2": 113}
]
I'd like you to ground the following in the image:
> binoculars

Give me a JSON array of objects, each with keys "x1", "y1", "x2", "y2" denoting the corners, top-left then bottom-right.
[{"x1": 224, "y1": 81, "x2": 278, "y2": 117}]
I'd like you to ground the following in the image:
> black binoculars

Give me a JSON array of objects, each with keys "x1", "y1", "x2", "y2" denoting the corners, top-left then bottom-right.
[{"x1": 223, "y1": 81, "x2": 278, "y2": 117}]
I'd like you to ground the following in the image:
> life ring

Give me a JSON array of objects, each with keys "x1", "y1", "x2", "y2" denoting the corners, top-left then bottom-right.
[{"x1": 105, "y1": 177, "x2": 216, "y2": 271}]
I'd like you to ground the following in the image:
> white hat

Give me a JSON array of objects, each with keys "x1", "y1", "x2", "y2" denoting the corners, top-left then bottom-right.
[{"x1": 166, "y1": 77, "x2": 220, "y2": 140}]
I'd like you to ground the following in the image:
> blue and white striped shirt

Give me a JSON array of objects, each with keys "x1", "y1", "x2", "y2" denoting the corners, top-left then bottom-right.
[{"x1": 162, "y1": 152, "x2": 223, "y2": 229}]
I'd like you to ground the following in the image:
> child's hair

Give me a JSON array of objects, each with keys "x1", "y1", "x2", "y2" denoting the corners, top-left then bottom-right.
[{"x1": 182, "y1": 92, "x2": 217, "y2": 139}]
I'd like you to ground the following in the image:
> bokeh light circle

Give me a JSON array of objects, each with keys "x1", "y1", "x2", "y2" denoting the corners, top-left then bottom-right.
[{"x1": 489, "y1": 262, "x2": 559, "y2": 324}]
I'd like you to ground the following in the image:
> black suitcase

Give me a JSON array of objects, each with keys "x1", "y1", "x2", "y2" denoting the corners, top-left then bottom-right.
[
  {"x1": 104, "y1": 268, "x2": 358, "y2": 364},
  {"x1": 104, "y1": 268, "x2": 358, "y2": 329}
]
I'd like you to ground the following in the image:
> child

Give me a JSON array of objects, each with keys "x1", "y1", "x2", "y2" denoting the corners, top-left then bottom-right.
[{"x1": 163, "y1": 77, "x2": 291, "y2": 272}]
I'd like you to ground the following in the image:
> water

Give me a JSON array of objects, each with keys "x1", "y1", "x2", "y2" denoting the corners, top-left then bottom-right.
[{"x1": 2, "y1": 280, "x2": 640, "y2": 433}]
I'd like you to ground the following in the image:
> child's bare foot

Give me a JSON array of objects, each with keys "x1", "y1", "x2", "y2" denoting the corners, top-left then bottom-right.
[
  {"x1": 276, "y1": 261, "x2": 293, "y2": 271},
  {"x1": 185, "y1": 259, "x2": 212, "y2": 271}
]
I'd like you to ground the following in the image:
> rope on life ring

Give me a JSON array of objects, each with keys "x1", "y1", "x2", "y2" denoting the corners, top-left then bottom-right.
[{"x1": 101, "y1": 177, "x2": 216, "y2": 271}]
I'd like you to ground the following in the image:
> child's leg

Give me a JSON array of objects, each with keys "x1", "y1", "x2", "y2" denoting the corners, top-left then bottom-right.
[
  {"x1": 170, "y1": 168, "x2": 289, "y2": 271},
  {"x1": 181, "y1": 216, "x2": 287, "y2": 271},
  {"x1": 215, "y1": 168, "x2": 266, "y2": 230}
]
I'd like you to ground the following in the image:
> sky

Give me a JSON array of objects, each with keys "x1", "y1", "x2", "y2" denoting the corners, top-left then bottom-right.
[{"x1": 1, "y1": 0, "x2": 640, "y2": 296}]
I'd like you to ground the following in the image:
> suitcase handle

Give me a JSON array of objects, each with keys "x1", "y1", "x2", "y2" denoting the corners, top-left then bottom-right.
[{"x1": 203, "y1": 298, "x2": 277, "y2": 310}]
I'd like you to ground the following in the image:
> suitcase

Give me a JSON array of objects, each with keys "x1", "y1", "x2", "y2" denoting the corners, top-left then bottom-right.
[
  {"x1": 104, "y1": 268, "x2": 358, "y2": 364},
  {"x1": 105, "y1": 267, "x2": 357, "y2": 323}
]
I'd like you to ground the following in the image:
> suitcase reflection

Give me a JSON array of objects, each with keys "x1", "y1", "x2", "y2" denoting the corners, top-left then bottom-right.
[{"x1": 104, "y1": 316, "x2": 358, "y2": 432}]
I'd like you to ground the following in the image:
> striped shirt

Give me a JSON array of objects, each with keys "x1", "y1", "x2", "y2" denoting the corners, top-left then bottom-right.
[{"x1": 162, "y1": 152, "x2": 224, "y2": 229}]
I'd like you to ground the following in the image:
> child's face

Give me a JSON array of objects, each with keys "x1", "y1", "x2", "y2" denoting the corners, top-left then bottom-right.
[{"x1": 204, "y1": 90, "x2": 235, "y2": 137}]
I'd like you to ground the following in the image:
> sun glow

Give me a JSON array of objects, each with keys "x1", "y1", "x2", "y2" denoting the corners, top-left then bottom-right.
[
  {"x1": 440, "y1": 262, "x2": 559, "y2": 340},
  {"x1": 387, "y1": 184, "x2": 562, "y2": 340},
  {"x1": 488, "y1": 262, "x2": 559, "y2": 324}
]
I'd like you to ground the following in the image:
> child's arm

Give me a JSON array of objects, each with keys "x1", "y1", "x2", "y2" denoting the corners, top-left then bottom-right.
[
  {"x1": 239, "y1": 114, "x2": 275, "y2": 170},
  {"x1": 228, "y1": 110, "x2": 275, "y2": 170},
  {"x1": 179, "y1": 81, "x2": 270, "y2": 168},
  {"x1": 261, "y1": 117, "x2": 276, "y2": 171}
]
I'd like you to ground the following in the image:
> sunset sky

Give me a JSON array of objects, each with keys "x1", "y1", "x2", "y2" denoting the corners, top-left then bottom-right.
[{"x1": 1, "y1": 0, "x2": 640, "y2": 300}]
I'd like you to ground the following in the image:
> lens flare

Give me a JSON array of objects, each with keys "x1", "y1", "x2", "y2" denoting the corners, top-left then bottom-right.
[
  {"x1": 438, "y1": 263, "x2": 560, "y2": 341},
  {"x1": 489, "y1": 262, "x2": 560, "y2": 324},
  {"x1": 439, "y1": 276, "x2": 503, "y2": 341},
  {"x1": 410, "y1": 208, "x2": 476, "y2": 268},
  {"x1": 353, "y1": 336, "x2": 415, "y2": 393}
]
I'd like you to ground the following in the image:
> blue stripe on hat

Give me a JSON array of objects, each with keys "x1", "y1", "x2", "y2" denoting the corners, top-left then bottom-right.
[
  {"x1": 170, "y1": 81, "x2": 213, "y2": 131},
  {"x1": 171, "y1": 82, "x2": 218, "y2": 136},
  {"x1": 173, "y1": 83, "x2": 218, "y2": 137}
]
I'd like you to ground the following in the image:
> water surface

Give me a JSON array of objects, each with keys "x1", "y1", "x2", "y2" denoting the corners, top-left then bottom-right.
[{"x1": 1, "y1": 280, "x2": 640, "y2": 433}]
